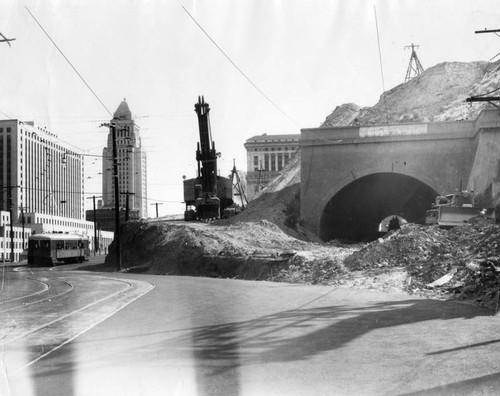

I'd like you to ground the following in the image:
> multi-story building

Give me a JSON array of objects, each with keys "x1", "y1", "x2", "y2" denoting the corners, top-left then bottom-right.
[
  {"x1": 0, "y1": 120, "x2": 84, "y2": 219},
  {"x1": 102, "y1": 100, "x2": 148, "y2": 218},
  {"x1": 243, "y1": 133, "x2": 300, "y2": 200},
  {"x1": 0, "y1": 119, "x2": 98, "y2": 259},
  {"x1": 0, "y1": 210, "x2": 32, "y2": 262}
]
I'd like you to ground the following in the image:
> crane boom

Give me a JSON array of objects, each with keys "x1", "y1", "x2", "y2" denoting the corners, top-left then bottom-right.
[
  {"x1": 183, "y1": 96, "x2": 233, "y2": 221},
  {"x1": 195, "y1": 96, "x2": 217, "y2": 195}
]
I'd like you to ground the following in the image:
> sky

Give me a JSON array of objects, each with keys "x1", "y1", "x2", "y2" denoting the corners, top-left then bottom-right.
[{"x1": 0, "y1": 0, "x2": 499, "y2": 216}]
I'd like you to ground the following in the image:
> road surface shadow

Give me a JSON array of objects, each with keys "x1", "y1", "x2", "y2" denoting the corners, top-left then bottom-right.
[
  {"x1": 399, "y1": 371, "x2": 500, "y2": 395},
  {"x1": 163, "y1": 298, "x2": 492, "y2": 373}
]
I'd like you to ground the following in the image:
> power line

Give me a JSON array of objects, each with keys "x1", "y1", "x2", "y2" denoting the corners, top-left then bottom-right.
[
  {"x1": 181, "y1": 5, "x2": 300, "y2": 128},
  {"x1": 25, "y1": 6, "x2": 113, "y2": 117},
  {"x1": 374, "y1": 6, "x2": 390, "y2": 126}
]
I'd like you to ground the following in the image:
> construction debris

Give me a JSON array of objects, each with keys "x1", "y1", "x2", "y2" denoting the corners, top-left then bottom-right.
[{"x1": 344, "y1": 216, "x2": 500, "y2": 308}]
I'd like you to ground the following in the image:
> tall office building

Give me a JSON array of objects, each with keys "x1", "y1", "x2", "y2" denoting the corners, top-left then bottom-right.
[
  {"x1": 0, "y1": 119, "x2": 84, "y2": 221},
  {"x1": 102, "y1": 100, "x2": 147, "y2": 218}
]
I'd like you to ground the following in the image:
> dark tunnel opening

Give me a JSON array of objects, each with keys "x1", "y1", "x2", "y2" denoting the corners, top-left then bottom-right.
[{"x1": 319, "y1": 173, "x2": 438, "y2": 242}]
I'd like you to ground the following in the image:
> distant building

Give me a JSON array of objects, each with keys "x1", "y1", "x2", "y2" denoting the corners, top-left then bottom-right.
[
  {"x1": 85, "y1": 206, "x2": 140, "y2": 232},
  {"x1": 0, "y1": 119, "x2": 84, "y2": 219},
  {"x1": 243, "y1": 133, "x2": 300, "y2": 200},
  {"x1": 0, "y1": 119, "x2": 98, "y2": 259},
  {"x1": 102, "y1": 100, "x2": 148, "y2": 217},
  {"x1": 0, "y1": 210, "x2": 32, "y2": 262}
]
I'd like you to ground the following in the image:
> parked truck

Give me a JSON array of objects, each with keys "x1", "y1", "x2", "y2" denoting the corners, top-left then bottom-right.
[{"x1": 183, "y1": 96, "x2": 233, "y2": 221}]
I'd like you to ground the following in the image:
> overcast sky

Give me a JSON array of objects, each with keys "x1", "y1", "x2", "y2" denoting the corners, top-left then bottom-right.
[{"x1": 1, "y1": 0, "x2": 499, "y2": 215}]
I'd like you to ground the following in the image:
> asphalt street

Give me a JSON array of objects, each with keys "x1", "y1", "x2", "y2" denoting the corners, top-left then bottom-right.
[{"x1": 1, "y1": 266, "x2": 500, "y2": 396}]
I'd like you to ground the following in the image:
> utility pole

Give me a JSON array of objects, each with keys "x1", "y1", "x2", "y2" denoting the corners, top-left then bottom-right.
[
  {"x1": 0, "y1": 32, "x2": 15, "y2": 47},
  {"x1": 256, "y1": 160, "x2": 266, "y2": 193},
  {"x1": 101, "y1": 121, "x2": 122, "y2": 271},
  {"x1": 466, "y1": 28, "x2": 500, "y2": 106},
  {"x1": 19, "y1": 206, "x2": 28, "y2": 251},
  {"x1": 150, "y1": 202, "x2": 163, "y2": 218},
  {"x1": 3, "y1": 185, "x2": 20, "y2": 262},
  {"x1": 474, "y1": 27, "x2": 500, "y2": 61},
  {"x1": 86, "y1": 196, "x2": 102, "y2": 255},
  {"x1": 404, "y1": 43, "x2": 424, "y2": 82},
  {"x1": 121, "y1": 191, "x2": 135, "y2": 221}
]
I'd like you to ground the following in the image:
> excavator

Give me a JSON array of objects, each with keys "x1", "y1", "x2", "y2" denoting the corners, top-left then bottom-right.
[{"x1": 183, "y1": 96, "x2": 233, "y2": 221}]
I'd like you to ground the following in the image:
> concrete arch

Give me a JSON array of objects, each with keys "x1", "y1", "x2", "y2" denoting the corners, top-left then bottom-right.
[{"x1": 319, "y1": 172, "x2": 438, "y2": 241}]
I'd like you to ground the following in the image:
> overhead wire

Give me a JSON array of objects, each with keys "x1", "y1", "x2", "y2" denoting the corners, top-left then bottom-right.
[
  {"x1": 181, "y1": 5, "x2": 300, "y2": 128},
  {"x1": 374, "y1": 6, "x2": 390, "y2": 126},
  {"x1": 25, "y1": 6, "x2": 113, "y2": 117}
]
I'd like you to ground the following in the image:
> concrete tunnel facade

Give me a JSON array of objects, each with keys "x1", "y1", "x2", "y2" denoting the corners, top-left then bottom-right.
[
  {"x1": 319, "y1": 172, "x2": 437, "y2": 240},
  {"x1": 299, "y1": 109, "x2": 500, "y2": 241}
]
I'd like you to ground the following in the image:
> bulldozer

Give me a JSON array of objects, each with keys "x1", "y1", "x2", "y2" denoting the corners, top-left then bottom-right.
[{"x1": 425, "y1": 191, "x2": 492, "y2": 227}]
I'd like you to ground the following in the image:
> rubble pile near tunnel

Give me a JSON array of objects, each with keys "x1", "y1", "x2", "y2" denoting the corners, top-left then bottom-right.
[{"x1": 344, "y1": 216, "x2": 500, "y2": 309}]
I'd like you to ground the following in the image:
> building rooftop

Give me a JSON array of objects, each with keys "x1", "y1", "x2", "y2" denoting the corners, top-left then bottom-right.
[
  {"x1": 113, "y1": 99, "x2": 132, "y2": 120},
  {"x1": 245, "y1": 133, "x2": 300, "y2": 143}
]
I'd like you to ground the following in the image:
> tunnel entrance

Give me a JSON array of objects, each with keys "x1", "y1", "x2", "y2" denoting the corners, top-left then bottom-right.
[{"x1": 319, "y1": 173, "x2": 438, "y2": 242}]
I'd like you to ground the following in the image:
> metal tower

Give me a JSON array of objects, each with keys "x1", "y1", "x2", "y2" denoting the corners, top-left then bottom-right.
[{"x1": 404, "y1": 43, "x2": 424, "y2": 82}]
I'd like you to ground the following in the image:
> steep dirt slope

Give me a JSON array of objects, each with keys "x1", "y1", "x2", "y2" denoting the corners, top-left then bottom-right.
[{"x1": 322, "y1": 60, "x2": 500, "y2": 127}]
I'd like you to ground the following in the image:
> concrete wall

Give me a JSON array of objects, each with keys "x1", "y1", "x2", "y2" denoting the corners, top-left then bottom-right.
[
  {"x1": 467, "y1": 110, "x2": 500, "y2": 200},
  {"x1": 300, "y1": 109, "x2": 500, "y2": 238}
]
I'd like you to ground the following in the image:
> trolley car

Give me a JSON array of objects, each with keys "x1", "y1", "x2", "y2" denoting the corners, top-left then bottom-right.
[{"x1": 28, "y1": 233, "x2": 90, "y2": 266}]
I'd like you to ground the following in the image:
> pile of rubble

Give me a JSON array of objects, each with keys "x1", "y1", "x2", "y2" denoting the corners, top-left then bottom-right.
[
  {"x1": 103, "y1": 218, "x2": 356, "y2": 283},
  {"x1": 344, "y1": 217, "x2": 500, "y2": 308}
]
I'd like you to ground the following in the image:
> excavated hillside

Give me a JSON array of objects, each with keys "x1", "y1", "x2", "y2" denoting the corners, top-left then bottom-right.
[
  {"x1": 322, "y1": 60, "x2": 500, "y2": 127},
  {"x1": 94, "y1": 60, "x2": 500, "y2": 308}
]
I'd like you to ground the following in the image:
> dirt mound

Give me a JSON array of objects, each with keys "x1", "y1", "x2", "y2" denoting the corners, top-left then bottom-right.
[
  {"x1": 104, "y1": 219, "x2": 355, "y2": 284},
  {"x1": 321, "y1": 103, "x2": 363, "y2": 128},
  {"x1": 219, "y1": 183, "x2": 304, "y2": 240},
  {"x1": 321, "y1": 60, "x2": 500, "y2": 127},
  {"x1": 344, "y1": 217, "x2": 500, "y2": 308}
]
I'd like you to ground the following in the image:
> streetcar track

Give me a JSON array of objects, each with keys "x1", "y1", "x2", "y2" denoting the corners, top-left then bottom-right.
[
  {"x1": 14, "y1": 277, "x2": 155, "y2": 374},
  {"x1": 0, "y1": 278, "x2": 74, "y2": 314},
  {"x1": 0, "y1": 277, "x2": 51, "y2": 306},
  {"x1": 4, "y1": 277, "x2": 135, "y2": 346},
  {"x1": 1, "y1": 268, "x2": 155, "y2": 375}
]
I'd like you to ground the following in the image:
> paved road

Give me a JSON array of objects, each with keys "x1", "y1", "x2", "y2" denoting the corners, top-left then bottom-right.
[{"x1": 2, "y1": 268, "x2": 500, "y2": 395}]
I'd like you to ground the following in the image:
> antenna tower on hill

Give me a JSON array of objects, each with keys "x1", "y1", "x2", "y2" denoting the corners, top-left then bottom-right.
[{"x1": 404, "y1": 43, "x2": 424, "y2": 82}]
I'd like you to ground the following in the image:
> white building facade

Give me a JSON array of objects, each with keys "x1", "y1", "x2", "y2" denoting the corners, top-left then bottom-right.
[
  {"x1": 243, "y1": 133, "x2": 299, "y2": 200},
  {"x1": 0, "y1": 119, "x2": 101, "y2": 259}
]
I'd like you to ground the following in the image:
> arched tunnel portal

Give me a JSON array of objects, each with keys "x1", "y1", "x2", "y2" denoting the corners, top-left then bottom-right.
[{"x1": 319, "y1": 173, "x2": 438, "y2": 242}]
